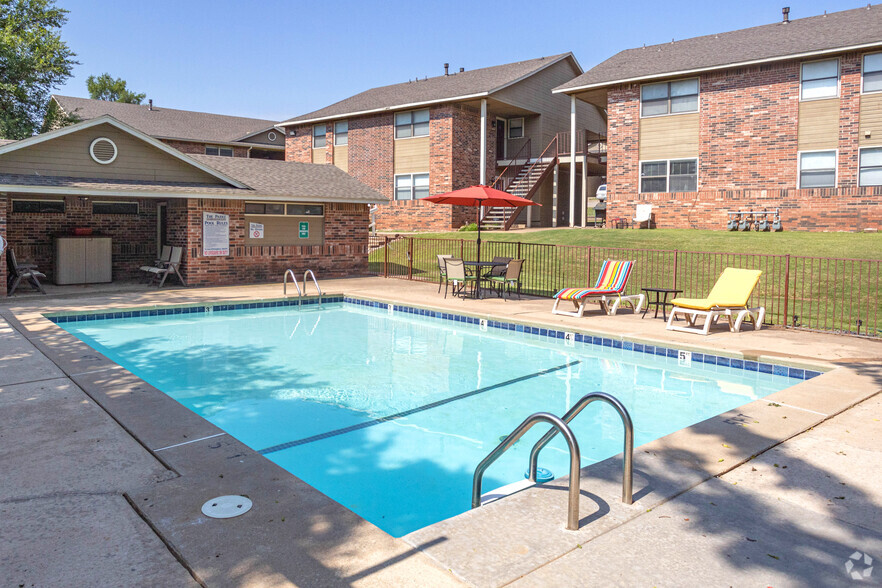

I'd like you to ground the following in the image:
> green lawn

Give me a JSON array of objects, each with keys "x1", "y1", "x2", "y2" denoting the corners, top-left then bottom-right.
[
  {"x1": 369, "y1": 229, "x2": 882, "y2": 336},
  {"x1": 405, "y1": 228, "x2": 882, "y2": 260}
]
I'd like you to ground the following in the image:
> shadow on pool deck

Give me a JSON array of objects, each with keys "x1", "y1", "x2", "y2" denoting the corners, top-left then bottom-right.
[{"x1": 1, "y1": 276, "x2": 880, "y2": 586}]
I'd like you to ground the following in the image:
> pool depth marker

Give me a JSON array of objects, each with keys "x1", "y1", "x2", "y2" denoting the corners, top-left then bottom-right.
[{"x1": 258, "y1": 360, "x2": 582, "y2": 455}]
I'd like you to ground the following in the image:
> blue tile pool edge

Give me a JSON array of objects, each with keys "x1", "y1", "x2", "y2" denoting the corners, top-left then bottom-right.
[{"x1": 44, "y1": 295, "x2": 825, "y2": 382}]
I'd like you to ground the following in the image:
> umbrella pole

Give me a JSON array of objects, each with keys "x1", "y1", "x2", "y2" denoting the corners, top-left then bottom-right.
[{"x1": 476, "y1": 210, "x2": 482, "y2": 264}]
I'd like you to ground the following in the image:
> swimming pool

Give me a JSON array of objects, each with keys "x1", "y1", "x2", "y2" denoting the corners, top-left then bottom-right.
[{"x1": 56, "y1": 298, "x2": 813, "y2": 537}]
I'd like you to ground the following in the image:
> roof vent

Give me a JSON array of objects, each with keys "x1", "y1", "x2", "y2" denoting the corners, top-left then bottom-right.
[
  {"x1": 459, "y1": 67, "x2": 464, "y2": 73},
  {"x1": 89, "y1": 137, "x2": 117, "y2": 165},
  {"x1": 148, "y1": 98, "x2": 153, "y2": 111},
  {"x1": 782, "y1": 6, "x2": 790, "y2": 23},
  {"x1": 444, "y1": 63, "x2": 449, "y2": 76}
]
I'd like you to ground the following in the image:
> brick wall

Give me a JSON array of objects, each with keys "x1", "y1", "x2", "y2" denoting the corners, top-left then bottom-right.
[
  {"x1": 161, "y1": 140, "x2": 249, "y2": 158},
  {"x1": 5, "y1": 196, "x2": 157, "y2": 283},
  {"x1": 286, "y1": 105, "x2": 495, "y2": 232},
  {"x1": 177, "y1": 198, "x2": 369, "y2": 286},
  {"x1": 606, "y1": 188, "x2": 882, "y2": 231},
  {"x1": 606, "y1": 55, "x2": 882, "y2": 231}
]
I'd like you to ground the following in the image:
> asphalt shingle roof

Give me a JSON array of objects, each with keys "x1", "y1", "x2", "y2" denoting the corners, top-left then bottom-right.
[
  {"x1": 555, "y1": 5, "x2": 882, "y2": 92},
  {"x1": 0, "y1": 157, "x2": 383, "y2": 203},
  {"x1": 53, "y1": 95, "x2": 281, "y2": 144},
  {"x1": 283, "y1": 54, "x2": 574, "y2": 124},
  {"x1": 189, "y1": 155, "x2": 384, "y2": 202}
]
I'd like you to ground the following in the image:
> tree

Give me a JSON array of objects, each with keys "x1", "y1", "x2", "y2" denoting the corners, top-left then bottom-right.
[
  {"x1": 0, "y1": 0, "x2": 77, "y2": 139},
  {"x1": 86, "y1": 73, "x2": 145, "y2": 104}
]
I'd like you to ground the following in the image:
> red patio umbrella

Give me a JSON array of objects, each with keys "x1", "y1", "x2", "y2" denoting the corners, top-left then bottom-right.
[{"x1": 421, "y1": 185, "x2": 540, "y2": 262}]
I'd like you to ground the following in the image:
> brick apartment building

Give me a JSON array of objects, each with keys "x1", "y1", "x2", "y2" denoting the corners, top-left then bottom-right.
[
  {"x1": 50, "y1": 95, "x2": 287, "y2": 160},
  {"x1": 281, "y1": 54, "x2": 607, "y2": 232},
  {"x1": 0, "y1": 115, "x2": 382, "y2": 295},
  {"x1": 554, "y1": 5, "x2": 882, "y2": 232}
]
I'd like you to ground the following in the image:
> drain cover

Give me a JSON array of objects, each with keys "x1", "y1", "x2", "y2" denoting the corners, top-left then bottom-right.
[
  {"x1": 201, "y1": 495, "x2": 252, "y2": 519},
  {"x1": 524, "y1": 467, "x2": 555, "y2": 484}
]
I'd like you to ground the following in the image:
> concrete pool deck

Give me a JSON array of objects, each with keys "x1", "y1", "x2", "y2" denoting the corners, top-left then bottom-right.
[{"x1": 1, "y1": 276, "x2": 880, "y2": 586}]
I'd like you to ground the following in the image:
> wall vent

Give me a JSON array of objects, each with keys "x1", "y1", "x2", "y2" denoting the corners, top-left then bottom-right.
[{"x1": 89, "y1": 137, "x2": 118, "y2": 165}]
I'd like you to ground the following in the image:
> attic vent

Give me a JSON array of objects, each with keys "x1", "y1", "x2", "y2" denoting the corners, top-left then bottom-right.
[
  {"x1": 267, "y1": 131, "x2": 277, "y2": 141},
  {"x1": 89, "y1": 137, "x2": 118, "y2": 165}
]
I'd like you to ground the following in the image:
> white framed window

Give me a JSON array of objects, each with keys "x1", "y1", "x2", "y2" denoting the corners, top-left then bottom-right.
[
  {"x1": 640, "y1": 78, "x2": 699, "y2": 117},
  {"x1": 508, "y1": 117, "x2": 524, "y2": 139},
  {"x1": 334, "y1": 121, "x2": 348, "y2": 145},
  {"x1": 800, "y1": 59, "x2": 839, "y2": 100},
  {"x1": 312, "y1": 124, "x2": 327, "y2": 148},
  {"x1": 394, "y1": 173, "x2": 430, "y2": 200},
  {"x1": 798, "y1": 150, "x2": 837, "y2": 188},
  {"x1": 394, "y1": 109, "x2": 430, "y2": 139},
  {"x1": 639, "y1": 158, "x2": 697, "y2": 193},
  {"x1": 863, "y1": 52, "x2": 882, "y2": 93},
  {"x1": 205, "y1": 145, "x2": 233, "y2": 157},
  {"x1": 859, "y1": 147, "x2": 882, "y2": 186}
]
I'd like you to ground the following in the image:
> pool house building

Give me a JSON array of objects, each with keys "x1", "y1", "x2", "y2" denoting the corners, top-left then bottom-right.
[{"x1": 0, "y1": 115, "x2": 383, "y2": 296}]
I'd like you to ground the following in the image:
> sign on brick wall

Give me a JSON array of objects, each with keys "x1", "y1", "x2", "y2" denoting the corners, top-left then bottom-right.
[
  {"x1": 249, "y1": 222, "x2": 264, "y2": 239},
  {"x1": 203, "y1": 212, "x2": 230, "y2": 256}
]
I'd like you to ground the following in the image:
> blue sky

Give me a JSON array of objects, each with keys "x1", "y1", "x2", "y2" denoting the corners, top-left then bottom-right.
[{"x1": 55, "y1": 0, "x2": 866, "y2": 122}]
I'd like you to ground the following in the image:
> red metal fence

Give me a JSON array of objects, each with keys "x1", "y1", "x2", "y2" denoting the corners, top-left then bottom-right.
[{"x1": 368, "y1": 235, "x2": 882, "y2": 338}]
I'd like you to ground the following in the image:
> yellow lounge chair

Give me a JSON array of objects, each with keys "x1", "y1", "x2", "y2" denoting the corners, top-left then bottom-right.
[{"x1": 666, "y1": 268, "x2": 765, "y2": 335}]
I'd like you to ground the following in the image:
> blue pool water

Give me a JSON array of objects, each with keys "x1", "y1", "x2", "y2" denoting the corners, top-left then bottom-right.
[{"x1": 59, "y1": 301, "x2": 804, "y2": 536}]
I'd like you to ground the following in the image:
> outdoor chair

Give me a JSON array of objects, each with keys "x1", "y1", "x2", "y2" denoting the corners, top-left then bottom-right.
[
  {"x1": 143, "y1": 246, "x2": 187, "y2": 287},
  {"x1": 436, "y1": 254, "x2": 453, "y2": 293},
  {"x1": 666, "y1": 268, "x2": 765, "y2": 335},
  {"x1": 6, "y1": 247, "x2": 46, "y2": 296},
  {"x1": 487, "y1": 259, "x2": 524, "y2": 299},
  {"x1": 483, "y1": 256, "x2": 513, "y2": 279},
  {"x1": 633, "y1": 204, "x2": 654, "y2": 229},
  {"x1": 443, "y1": 258, "x2": 476, "y2": 299},
  {"x1": 140, "y1": 245, "x2": 171, "y2": 274},
  {"x1": 551, "y1": 259, "x2": 645, "y2": 317}
]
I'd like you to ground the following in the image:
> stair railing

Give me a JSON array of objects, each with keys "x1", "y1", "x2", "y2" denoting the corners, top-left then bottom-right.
[
  {"x1": 500, "y1": 136, "x2": 559, "y2": 231},
  {"x1": 490, "y1": 138, "x2": 532, "y2": 192}
]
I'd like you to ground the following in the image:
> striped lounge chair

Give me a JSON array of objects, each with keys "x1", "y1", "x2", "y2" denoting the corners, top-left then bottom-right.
[{"x1": 551, "y1": 260, "x2": 645, "y2": 318}]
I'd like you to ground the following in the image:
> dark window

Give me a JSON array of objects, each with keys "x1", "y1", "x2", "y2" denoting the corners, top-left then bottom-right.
[
  {"x1": 508, "y1": 118, "x2": 524, "y2": 139},
  {"x1": 640, "y1": 161, "x2": 667, "y2": 192},
  {"x1": 640, "y1": 159, "x2": 698, "y2": 193},
  {"x1": 334, "y1": 121, "x2": 348, "y2": 145},
  {"x1": 12, "y1": 200, "x2": 64, "y2": 213},
  {"x1": 92, "y1": 201, "x2": 138, "y2": 215},
  {"x1": 244, "y1": 202, "x2": 266, "y2": 214},
  {"x1": 286, "y1": 204, "x2": 324, "y2": 216},
  {"x1": 205, "y1": 146, "x2": 233, "y2": 157},
  {"x1": 669, "y1": 159, "x2": 697, "y2": 192}
]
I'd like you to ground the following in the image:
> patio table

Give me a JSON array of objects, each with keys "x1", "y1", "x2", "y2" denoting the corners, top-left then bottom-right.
[{"x1": 464, "y1": 260, "x2": 508, "y2": 299}]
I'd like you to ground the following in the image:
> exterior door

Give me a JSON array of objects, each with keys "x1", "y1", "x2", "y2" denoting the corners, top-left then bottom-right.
[{"x1": 496, "y1": 118, "x2": 506, "y2": 160}]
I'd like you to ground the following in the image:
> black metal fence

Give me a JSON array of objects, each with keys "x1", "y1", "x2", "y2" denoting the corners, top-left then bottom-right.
[{"x1": 368, "y1": 235, "x2": 882, "y2": 338}]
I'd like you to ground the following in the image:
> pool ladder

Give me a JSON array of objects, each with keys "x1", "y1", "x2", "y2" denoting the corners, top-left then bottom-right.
[
  {"x1": 283, "y1": 269, "x2": 323, "y2": 307},
  {"x1": 472, "y1": 391, "x2": 634, "y2": 531}
]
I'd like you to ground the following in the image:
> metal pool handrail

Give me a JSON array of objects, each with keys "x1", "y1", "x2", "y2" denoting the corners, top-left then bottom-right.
[
  {"x1": 527, "y1": 391, "x2": 634, "y2": 505},
  {"x1": 283, "y1": 269, "x2": 302, "y2": 297},
  {"x1": 303, "y1": 269, "x2": 322, "y2": 297},
  {"x1": 472, "y1": 412, "x2": 582, "y2": 531}
]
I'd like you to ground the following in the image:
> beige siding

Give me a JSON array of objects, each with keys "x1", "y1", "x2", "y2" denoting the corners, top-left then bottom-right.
[
  {"x1": 393, "y1": 136, "x2": 430, "y2": 174},
  {"x1": 312, "y1": 148, "x2": 326, "y2": 164},
  {"x1": 638, "y1": 113, "x2": 700, "y2": 160},
  {"x1": 244, "y1": 215, "x2": 324, "y2": 246},
  {"x1": 0, "y1": 123, "x2": 227, "y2": 184},
  {"x1": 492, "y1": 58, "x2": 605, "y2": 157},
  {"x1": 334, "y1": 144, "x2": 348, "y2": 172},
  {"x1": 860, "y1": 93, "x2": 882, "y2": 146},
  {"x1": 797, "y1": 98, "x2": 840, "y2": 150}
]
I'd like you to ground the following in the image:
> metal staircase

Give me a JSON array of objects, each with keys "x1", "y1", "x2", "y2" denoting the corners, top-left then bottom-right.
[{"x1": 484, "y1": 136, "x2": 559, "y2": 230}]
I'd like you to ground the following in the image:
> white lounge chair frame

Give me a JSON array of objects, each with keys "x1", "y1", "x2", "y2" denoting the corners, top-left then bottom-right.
[
  {"x1": 552, "y1": 292, "x2": 645, "y2": 318},
  {"x1": 666, "y1": 305, "x2": 765, "y2": 335},
  {"x1": 633, "y1": 204, "x2": 653, "y2": 229}
]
